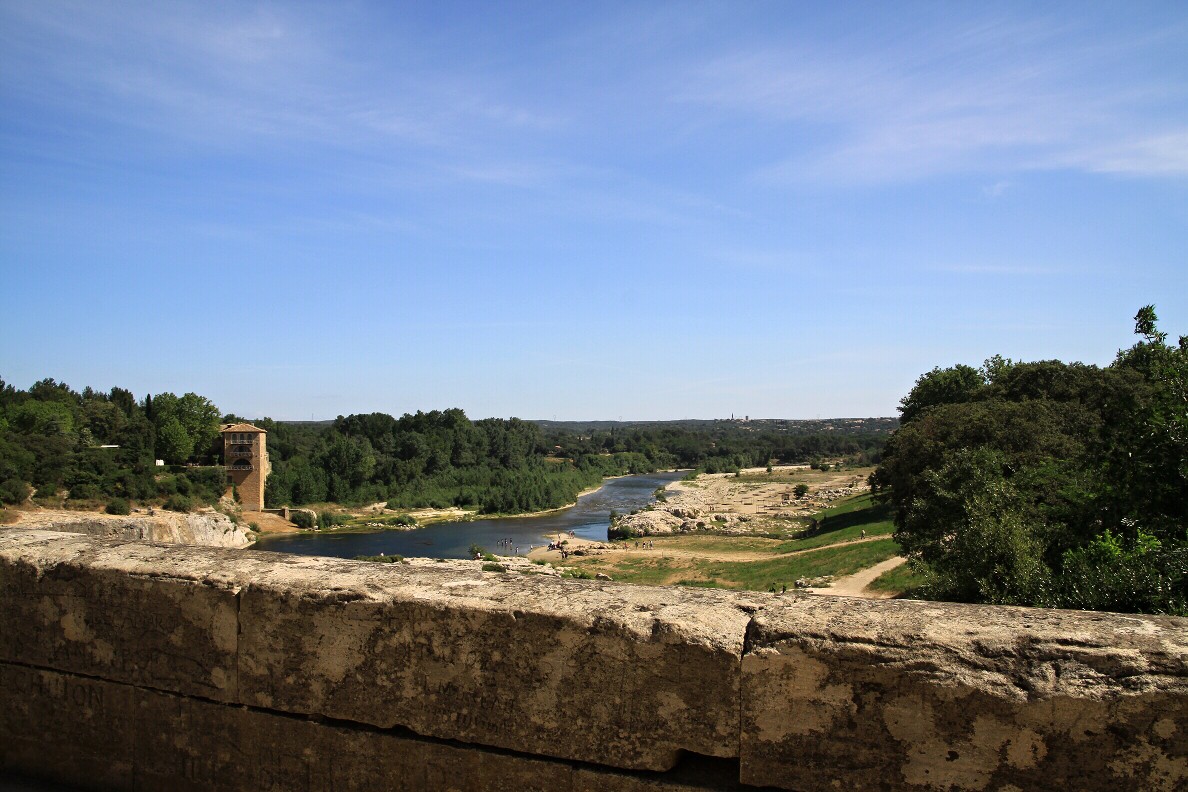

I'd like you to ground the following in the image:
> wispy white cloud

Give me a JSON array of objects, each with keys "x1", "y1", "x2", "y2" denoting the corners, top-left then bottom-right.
[
  {"x1": 928, "y1": 262, "x2": 1063, "y2": 276},
  {"x1": 0, "y1": 1, "x2": 558, "y2": 153},
  {"x1": 1062, "y1": 132, "x2": 1188, "y2": 176},
  {"x1": 679, "y1": 13, "x2": 1188, "y2": 183},
  {"x1": 983, "y1": 180, "x2": 1012, "y2": 198}
]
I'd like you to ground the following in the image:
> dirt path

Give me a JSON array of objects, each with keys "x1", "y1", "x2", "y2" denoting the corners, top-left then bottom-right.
[
  {"x1": 528, "y1": 533, "x2": 891, "y2": 564},
  {"x1": 807, "y1": 555, "x2": 906, "y2": 598},
  {"x1": 249, "y1": 512, "x2": 298, "y2": 534}
]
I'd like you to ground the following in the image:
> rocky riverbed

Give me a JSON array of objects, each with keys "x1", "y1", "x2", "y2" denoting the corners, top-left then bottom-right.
[{"x1": 611, "y1": 467, "x2": 870, "y2": 538}]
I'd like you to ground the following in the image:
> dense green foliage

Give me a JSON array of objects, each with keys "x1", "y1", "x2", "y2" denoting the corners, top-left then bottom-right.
[
  {"x1": 872, "y1": 307, "x2": 1187, "y2": 614},
  {"x1": 0, "y1": 379, "x2": 225, "y2": 509},
  {"x1": 260, "y1": 409, "x2": 660, "y2": 513},
  {"x1": 289, "y1": 510, "x2": 316, "y2": 529}
]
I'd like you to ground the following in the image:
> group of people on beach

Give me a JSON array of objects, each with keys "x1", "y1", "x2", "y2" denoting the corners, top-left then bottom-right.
[
  {"x1": 547, "y1": 531, "x2": 577, "y2": 558},
  {"x1": 495, "y1": 537, "x2": 522, "y2": 555}
]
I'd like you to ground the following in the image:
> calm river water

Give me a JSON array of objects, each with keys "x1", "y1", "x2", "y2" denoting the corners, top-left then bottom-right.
[{"x1": 257, "y1": 470, "x2": 685, "y2": 560}]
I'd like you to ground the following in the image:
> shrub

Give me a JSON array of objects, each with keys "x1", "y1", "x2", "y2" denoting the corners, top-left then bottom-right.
[
  {"x1": 290, "y1": 510, "x2": 316, "y2": 529},
  {"x1": 105, "y1": 498, "x2": 131, "y2": 515},
  {"x1": 0, "y1": 478, "x2": 32, "y2": 505},
  {"x1": 68, "y1": 483, "x2": 102, "y2": 500},
  {"x1": 163, "y1": 494, "x2": 193, "y2": 512},
  {"x1": 317, "y1": 511, "x2": 346, "y2": 530},
  {"x1": 482, "y1": 562, "x2": 507, "y2": 573},
  {"x1": 356, "y1": 554, "x2": 405, "y2": 564}
]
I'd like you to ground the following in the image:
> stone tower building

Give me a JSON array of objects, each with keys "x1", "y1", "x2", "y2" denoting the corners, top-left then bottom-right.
[{"x1": 221, "y1": 423, "x2": 269, "y2": 511}]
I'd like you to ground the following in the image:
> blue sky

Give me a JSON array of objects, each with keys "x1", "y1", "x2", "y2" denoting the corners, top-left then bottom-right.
[{"x1": 2, "y1": 1, "x2": 1186, "y2": 420}]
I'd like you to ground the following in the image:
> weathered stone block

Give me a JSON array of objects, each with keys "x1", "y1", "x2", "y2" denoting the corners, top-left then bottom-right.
[
  {"x1": 1, "y1": 663, "x2": 718, "y2": 792},
  {"x1": 740, "y1": 596, "x2": 1188, "y2": 791},
  {"x1": 0, "y1": 529, "x2": 241, "y2": 701},
  {"x1": 135, "y1": 688, "x2": 720, "y2": 792},
  {"x1": 237, "y1": 552, "x2": 754, "y2": 771},
  {"x1": 0, "y1": 663, "x2": 136, "y2": 789}
]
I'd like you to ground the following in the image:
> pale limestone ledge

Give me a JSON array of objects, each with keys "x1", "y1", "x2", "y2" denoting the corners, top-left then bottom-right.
[
  {"x1": 11, "y1": 508, "x2": 253, "y2": 548},
  {"x1": 1, "y1": 527, "x2": 1185, "y2": 791}
]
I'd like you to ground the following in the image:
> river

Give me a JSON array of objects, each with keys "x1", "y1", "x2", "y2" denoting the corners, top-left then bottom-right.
[{"x1": 256, "y1": 470, "x2": 685, "y2": 560}]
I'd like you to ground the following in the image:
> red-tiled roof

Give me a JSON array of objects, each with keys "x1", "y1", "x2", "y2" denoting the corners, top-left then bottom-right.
[{"x1": 220, "y1": 422, "x2": 266, "y2": 434}]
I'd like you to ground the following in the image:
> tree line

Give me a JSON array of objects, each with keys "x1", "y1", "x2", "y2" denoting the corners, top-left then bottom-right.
[
  {"x1": 542, "y1": 422, "x2": 888, "y2": 474},
  {"x1": 0, "y1": 381, "x2": 226, "y2": 510},
  {"x1": 257, "y1": 409, "x2": 656, "y2": 514},
  {"x1": 872, "y1": 307, "x2": 1186, "y2": 615}
]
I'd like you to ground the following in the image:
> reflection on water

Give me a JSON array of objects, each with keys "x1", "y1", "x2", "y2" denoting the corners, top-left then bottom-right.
[{"x1": 257, "y1": 471, "x2": 685, "y2": 560}]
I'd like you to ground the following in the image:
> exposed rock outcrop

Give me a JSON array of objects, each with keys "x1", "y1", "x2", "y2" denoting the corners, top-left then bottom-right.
[
  {"x1": 611, "y1": 508, "x2": 684, "y2": 537},
  {"x1": 10, "y1": 509, "x2": 253, "y2": 548}
]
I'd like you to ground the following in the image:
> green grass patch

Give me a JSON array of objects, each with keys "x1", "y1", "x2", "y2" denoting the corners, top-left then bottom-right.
[
  {"x1": 575, "y1": 538, "x2": 902, "y2": 591},
  {"x1": 650, "y1": 535, "x2": 782, "y2": 554},
  {"x1": 696, "y1": 539, "x2": 901, "y2": 591},
  {"x1": 867, "y1": 560, "x2": 928, "y2": 596},
  {"x1": 774, "y1": 495, "x2": 894, "y2": 552},
  {"x1": 590, "y1": 556, "x2": 685, "y2": 586},
  {"x1": 818, "y1": 492, "x2": 877, "y2": 517}
]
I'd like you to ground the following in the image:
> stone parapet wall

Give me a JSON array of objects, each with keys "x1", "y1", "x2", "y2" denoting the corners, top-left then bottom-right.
[{"x1": 1, "y1": 527, "x2": 1185, "y2": 791}]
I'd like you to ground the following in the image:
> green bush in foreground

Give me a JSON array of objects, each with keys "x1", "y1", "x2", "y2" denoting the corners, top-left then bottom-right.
[
  {"x1": 163, "y1": 494, "x2": 192, "y2": 512},
  {"x1": 289, "y1": 510, "x2": 315, "y2": 529},
  {"x1": 1, "y1": 479, "x2": 32, "y2": 505},
  {"x1": 105, "y1": 498, "x2": 131, "y2": 515}
]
